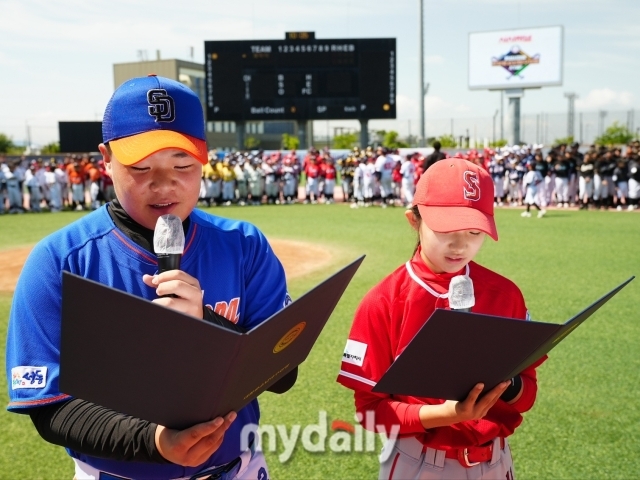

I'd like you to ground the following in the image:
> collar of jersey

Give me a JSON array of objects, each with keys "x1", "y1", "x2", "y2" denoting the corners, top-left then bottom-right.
[
  {"x1": 107, "y1": 210, "x2": 198, "y2": 267},
  {"x1": 405, "y1": 248, "x2": 469, "y2": 298}
]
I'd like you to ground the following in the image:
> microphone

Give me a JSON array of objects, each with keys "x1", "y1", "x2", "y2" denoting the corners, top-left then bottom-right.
[
  {"x1": 448, "y1": 275, "x2": 475, "y2": 312},
  {"x1": 154, "y1": 214, "x2": 185, "y2": 274}
]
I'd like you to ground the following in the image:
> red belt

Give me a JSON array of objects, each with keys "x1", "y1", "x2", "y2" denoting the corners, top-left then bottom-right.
[{"x1": 444, "y1": 438, "x2": 505, "y2": 468}]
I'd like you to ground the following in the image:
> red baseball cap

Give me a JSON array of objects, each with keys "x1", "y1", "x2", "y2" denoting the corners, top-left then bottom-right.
[{"x1": 413, "y1": 159, "x2": 498, "y2": 240}]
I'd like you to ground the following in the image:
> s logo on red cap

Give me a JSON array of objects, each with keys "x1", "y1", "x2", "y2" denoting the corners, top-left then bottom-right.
[{"x1": 463, "y1": 171, "x2": 480, "y2": 201}]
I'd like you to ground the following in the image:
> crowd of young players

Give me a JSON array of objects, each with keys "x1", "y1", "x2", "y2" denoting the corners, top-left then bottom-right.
[
  {"x1": 482, "y1": 141, "x2": 640, "y2": 213},
  {"x1": 0, "y1": 154, "x2": 114, "y2": 214},
  {"x1": 1, "y1": 140, "x2": 639, "y2": 213}
]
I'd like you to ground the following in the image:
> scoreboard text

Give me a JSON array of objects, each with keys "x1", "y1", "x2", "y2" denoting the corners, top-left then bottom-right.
[{"x1": 204, "y1": 38, "x2": 396, "y2": 121}]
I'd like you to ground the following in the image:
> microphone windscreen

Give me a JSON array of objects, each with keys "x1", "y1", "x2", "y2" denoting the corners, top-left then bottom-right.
[
  {"x1": 448, "y1": 275, "x2": 475, "y2": 310},
  {"x1": 153, "y1": 214, "x2": 185, "y2": 255}
]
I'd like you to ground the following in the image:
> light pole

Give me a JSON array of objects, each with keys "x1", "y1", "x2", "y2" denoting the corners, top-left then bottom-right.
[
  {"x1": 492, "y1": 109, "x2": 499, "y2": 144},
  {"x1": 564, "y1": 92, "x2": 578, "y2": 139},
  {"x1": 419, "y1": 0, "x2": 425, "y2": 146}
]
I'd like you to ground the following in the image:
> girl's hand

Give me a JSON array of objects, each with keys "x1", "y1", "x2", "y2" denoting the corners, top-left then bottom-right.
[{"x1": 419, "y1": 381, "x2": 510, "y2": 429}]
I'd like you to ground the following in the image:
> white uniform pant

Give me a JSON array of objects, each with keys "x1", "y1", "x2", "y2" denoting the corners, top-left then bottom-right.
[
  {"x1": 249, "y1": 178, "x2": 263, "y2": 198},
  {"x1": 341, "y1": 177, "x2": 352, "y2": 199},
  {"x1": 210, "y1": 180, "x2": 222, "y2": 199},
  {"x1": 363, "y1": 180, "x2": 375, "y2": 200},
  {"x1": 283, "y1": 177, "x2": 297, "y2": 198},
  {"x1": 72, "y1": 183, "x2": 84, "y2": 204},
  {"x1": 236, "y1": 181, "x2": 248, "y2": 199},
  {"x1": 223, "y1": 181, "x2": 235, "y2": 201},
  {"x1": 616, "y1": 181, "x2": 628, "y2": 200},
  {"x1": 524, "y1": 186, "x2": 538, "y2": 205},
  {"x1": 379, "y1": 177, "x2": 393, "y2": 198},
  {"x1": 579, "y1": 177, "x2": 594, "y2": 200},
  {"x1": 593, "y1": 174, "x2": 608, "y2": 200},
  {"x1": 402, "y1": 179, "x2": 415, "y2": 205},
  {"x1": 264, "y1": 178, "x2": 279, "y2": 198},
  {"x1": 29, "y1": 186, "x2": 41, "y2": 211},
  {"x1": 379, "y1": 436, "x2": 514, "y2": 480},
  {"x1": 353, "y1": 179, "x2": 363, "y2": 201},
  {"x1": 629, "y1": 178, "x2": 640, "y2": 199},
  {"x1": 49, "y1": 183, "x2": 63, "y2": 211},
  {"x1": 535, "y1": 181, "x2": 547, "y2": 208},
  {"x1": 200, "y1": 178, "x2": 209, "y2": 199},
  {"x1": 554, "y1": 177, "x2": 569, "y2": 203},
  {"x1": 507, "y1": 180, "x2": 521, "y2": 203},
  {"x1": 7, "y1": 181, "x2": 22, "y2": 209},
  {"x1": 73, "y1": 447, "x2": 269, "y2": 480},
  {"x1": 90, "y1": 181, "x2": 101, "y2": 209},
  {"x1": 493, "y1": 178, "x2": 504, "y2": 199},
  {"x1": 544, "y1": 175, "x2": 554, "y2": 205},
  {"x1": 324, "y1": 179, "x2": 336, "y2": 196},
  {"x1": 306, "y1": 177, "x2": 319, "y2": 197}
]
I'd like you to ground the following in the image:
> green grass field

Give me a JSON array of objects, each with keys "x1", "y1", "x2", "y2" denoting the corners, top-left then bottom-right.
[{"x1": 1, "y1": 205, "x2": 638, "y2": 479}]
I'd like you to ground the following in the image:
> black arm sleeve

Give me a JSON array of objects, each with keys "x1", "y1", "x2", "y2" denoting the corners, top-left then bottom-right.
[
  {"x1": 500, "y1": 375, "x2": 523, "y2": 403},
  {"x1": 29, "y1": 399, "x2": 169, "y2": 463},
  {"x1": 266, "y1": 367, "x2": 298, "y2": 394}
]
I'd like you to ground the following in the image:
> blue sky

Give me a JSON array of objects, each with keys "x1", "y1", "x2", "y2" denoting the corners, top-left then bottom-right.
[{"x1": 1, "y1": 0, "x2": 639, "y2": 145}]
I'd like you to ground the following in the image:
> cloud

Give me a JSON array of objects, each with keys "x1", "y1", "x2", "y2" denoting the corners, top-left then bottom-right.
[
  {"x1": 424, "y1": 55, "x2": 444, "y2": 65},
  {"x1": 396, "y1": 94, "x2": 472, "y2": 120},
  {"x1": 575, "y1": 89, "x2": 635, "y2": 110}
]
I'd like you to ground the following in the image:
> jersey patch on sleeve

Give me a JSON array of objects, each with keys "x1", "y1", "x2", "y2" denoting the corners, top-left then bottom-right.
[
  {"x1": 283, "y1": 292, "x2": 293, "y2": 307},
  {"x1": 342, "y1": 340, "x2": 367, "y2": 367},
  {"x1": 11, "y1": 366, "x2": 48, "y2": 390}
]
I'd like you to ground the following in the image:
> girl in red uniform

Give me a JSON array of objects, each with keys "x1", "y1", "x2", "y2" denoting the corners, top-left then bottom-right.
[{"x1": 338, "y1": 158, "x2": 545, "y2": 480}]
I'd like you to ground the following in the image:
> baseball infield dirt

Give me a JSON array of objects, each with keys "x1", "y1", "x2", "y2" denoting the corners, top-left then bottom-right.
[{"x1": 0, "y1": 239, "x2": 332, "y2": 294}]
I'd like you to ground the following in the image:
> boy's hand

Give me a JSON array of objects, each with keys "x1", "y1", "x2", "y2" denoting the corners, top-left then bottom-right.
[
  {"x1": 155, "y1": 412, "x2": 237, "y2": 466},
  {"x1": 143, "y1": 271, "x2": 203, "y2": 318}
]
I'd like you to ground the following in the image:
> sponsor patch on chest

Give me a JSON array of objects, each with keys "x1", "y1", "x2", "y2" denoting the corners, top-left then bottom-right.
[
  {"x1": 11, "y1": 366, "x2": 48, "y2": 390},
  {"x1": 342, "y1": 340, "x2": 367, "y2": 367}
]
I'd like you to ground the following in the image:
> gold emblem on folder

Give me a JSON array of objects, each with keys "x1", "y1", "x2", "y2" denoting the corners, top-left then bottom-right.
[{"x1": 274, "y1": 322, "x2": 306, "y2": 353}]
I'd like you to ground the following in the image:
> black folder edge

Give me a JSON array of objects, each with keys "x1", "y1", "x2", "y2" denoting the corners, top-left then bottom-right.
[
  {"x1": 60, "y1": 255, "x2": 366, "y2": 425},
  {"x1": 503, "y1": 276, "x2": 635, "y2": 379},
  {"x1": 247, "y1": 255, "x2": 365, "y2": 336},
  {"x1": 372, "y1": 276, "x2": 634, "y2": 397}
]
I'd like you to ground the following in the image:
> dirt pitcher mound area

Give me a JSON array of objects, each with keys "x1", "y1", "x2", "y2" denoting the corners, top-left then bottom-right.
[{"x1": 0, "y1": 240, "x2": 332, "y2": 294}]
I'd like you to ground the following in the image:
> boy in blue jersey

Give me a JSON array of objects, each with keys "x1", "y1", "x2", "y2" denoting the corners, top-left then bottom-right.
[{"x1": 6, "y1": 75, "x2": 295, "y2": 480}]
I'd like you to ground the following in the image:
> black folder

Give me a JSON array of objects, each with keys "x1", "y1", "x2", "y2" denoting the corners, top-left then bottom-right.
[
  {"x1": 372, "y1": 277, "x2": 634, "y2": 401},
  {"x1": 60, "y1": 256, "x2": 364, "y2": 429}
]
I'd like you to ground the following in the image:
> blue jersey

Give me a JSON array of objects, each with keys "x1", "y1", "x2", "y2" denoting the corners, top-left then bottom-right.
[{"x1": 6, "y1": 206, "x2": 288, "y2": 479}]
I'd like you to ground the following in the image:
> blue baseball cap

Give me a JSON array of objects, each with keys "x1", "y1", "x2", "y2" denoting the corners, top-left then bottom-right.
[{"x1": 102, "y1": 74, "x2": 208, "y2": 165}]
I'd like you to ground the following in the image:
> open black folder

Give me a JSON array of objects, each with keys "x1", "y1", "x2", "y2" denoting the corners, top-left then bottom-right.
[
  {"x1": 60, "y1": 256, "x2": 364, "y2": 430},
  {"x1": 372, "y1": 277, "x2": 634, "y2": 401}
]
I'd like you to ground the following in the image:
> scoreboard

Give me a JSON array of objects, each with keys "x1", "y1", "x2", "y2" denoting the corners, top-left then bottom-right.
[{"x1": 204, "y1": 36, "x2": 396, "y2": 121}]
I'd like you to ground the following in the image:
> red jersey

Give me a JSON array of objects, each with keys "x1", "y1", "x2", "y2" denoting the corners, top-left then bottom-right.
[
  {"x1": 337, "y1": 249, "x2": 545, "y2": 449},
  {"x1": 322, "y1": 164, "x2": 337, "y2": 180},
  {"x1": 305, "y1": 164, "x2": 320, "y2": 179}
]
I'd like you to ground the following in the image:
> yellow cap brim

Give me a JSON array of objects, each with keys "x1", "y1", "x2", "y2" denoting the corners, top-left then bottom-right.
[{"x1": 110, "y1": 130, "x2": 208, "y2": 166}]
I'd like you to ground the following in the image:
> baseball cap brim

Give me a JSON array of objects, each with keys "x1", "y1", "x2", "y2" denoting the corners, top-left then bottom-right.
[
  {"x1": 109, "y1": 130, "x2": 208, "y2": 166},
  {"x1": 417, "y1": 204, "x2": 499, "y2": 241}
]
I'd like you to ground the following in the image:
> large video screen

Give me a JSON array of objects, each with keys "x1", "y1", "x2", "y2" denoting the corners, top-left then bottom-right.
[
  {"x1": 469, "y1": 26, "x2": 563, "y2": 90},
  {"x1": 204, "y1": 38, "x2": 396, "y2": 121}
]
